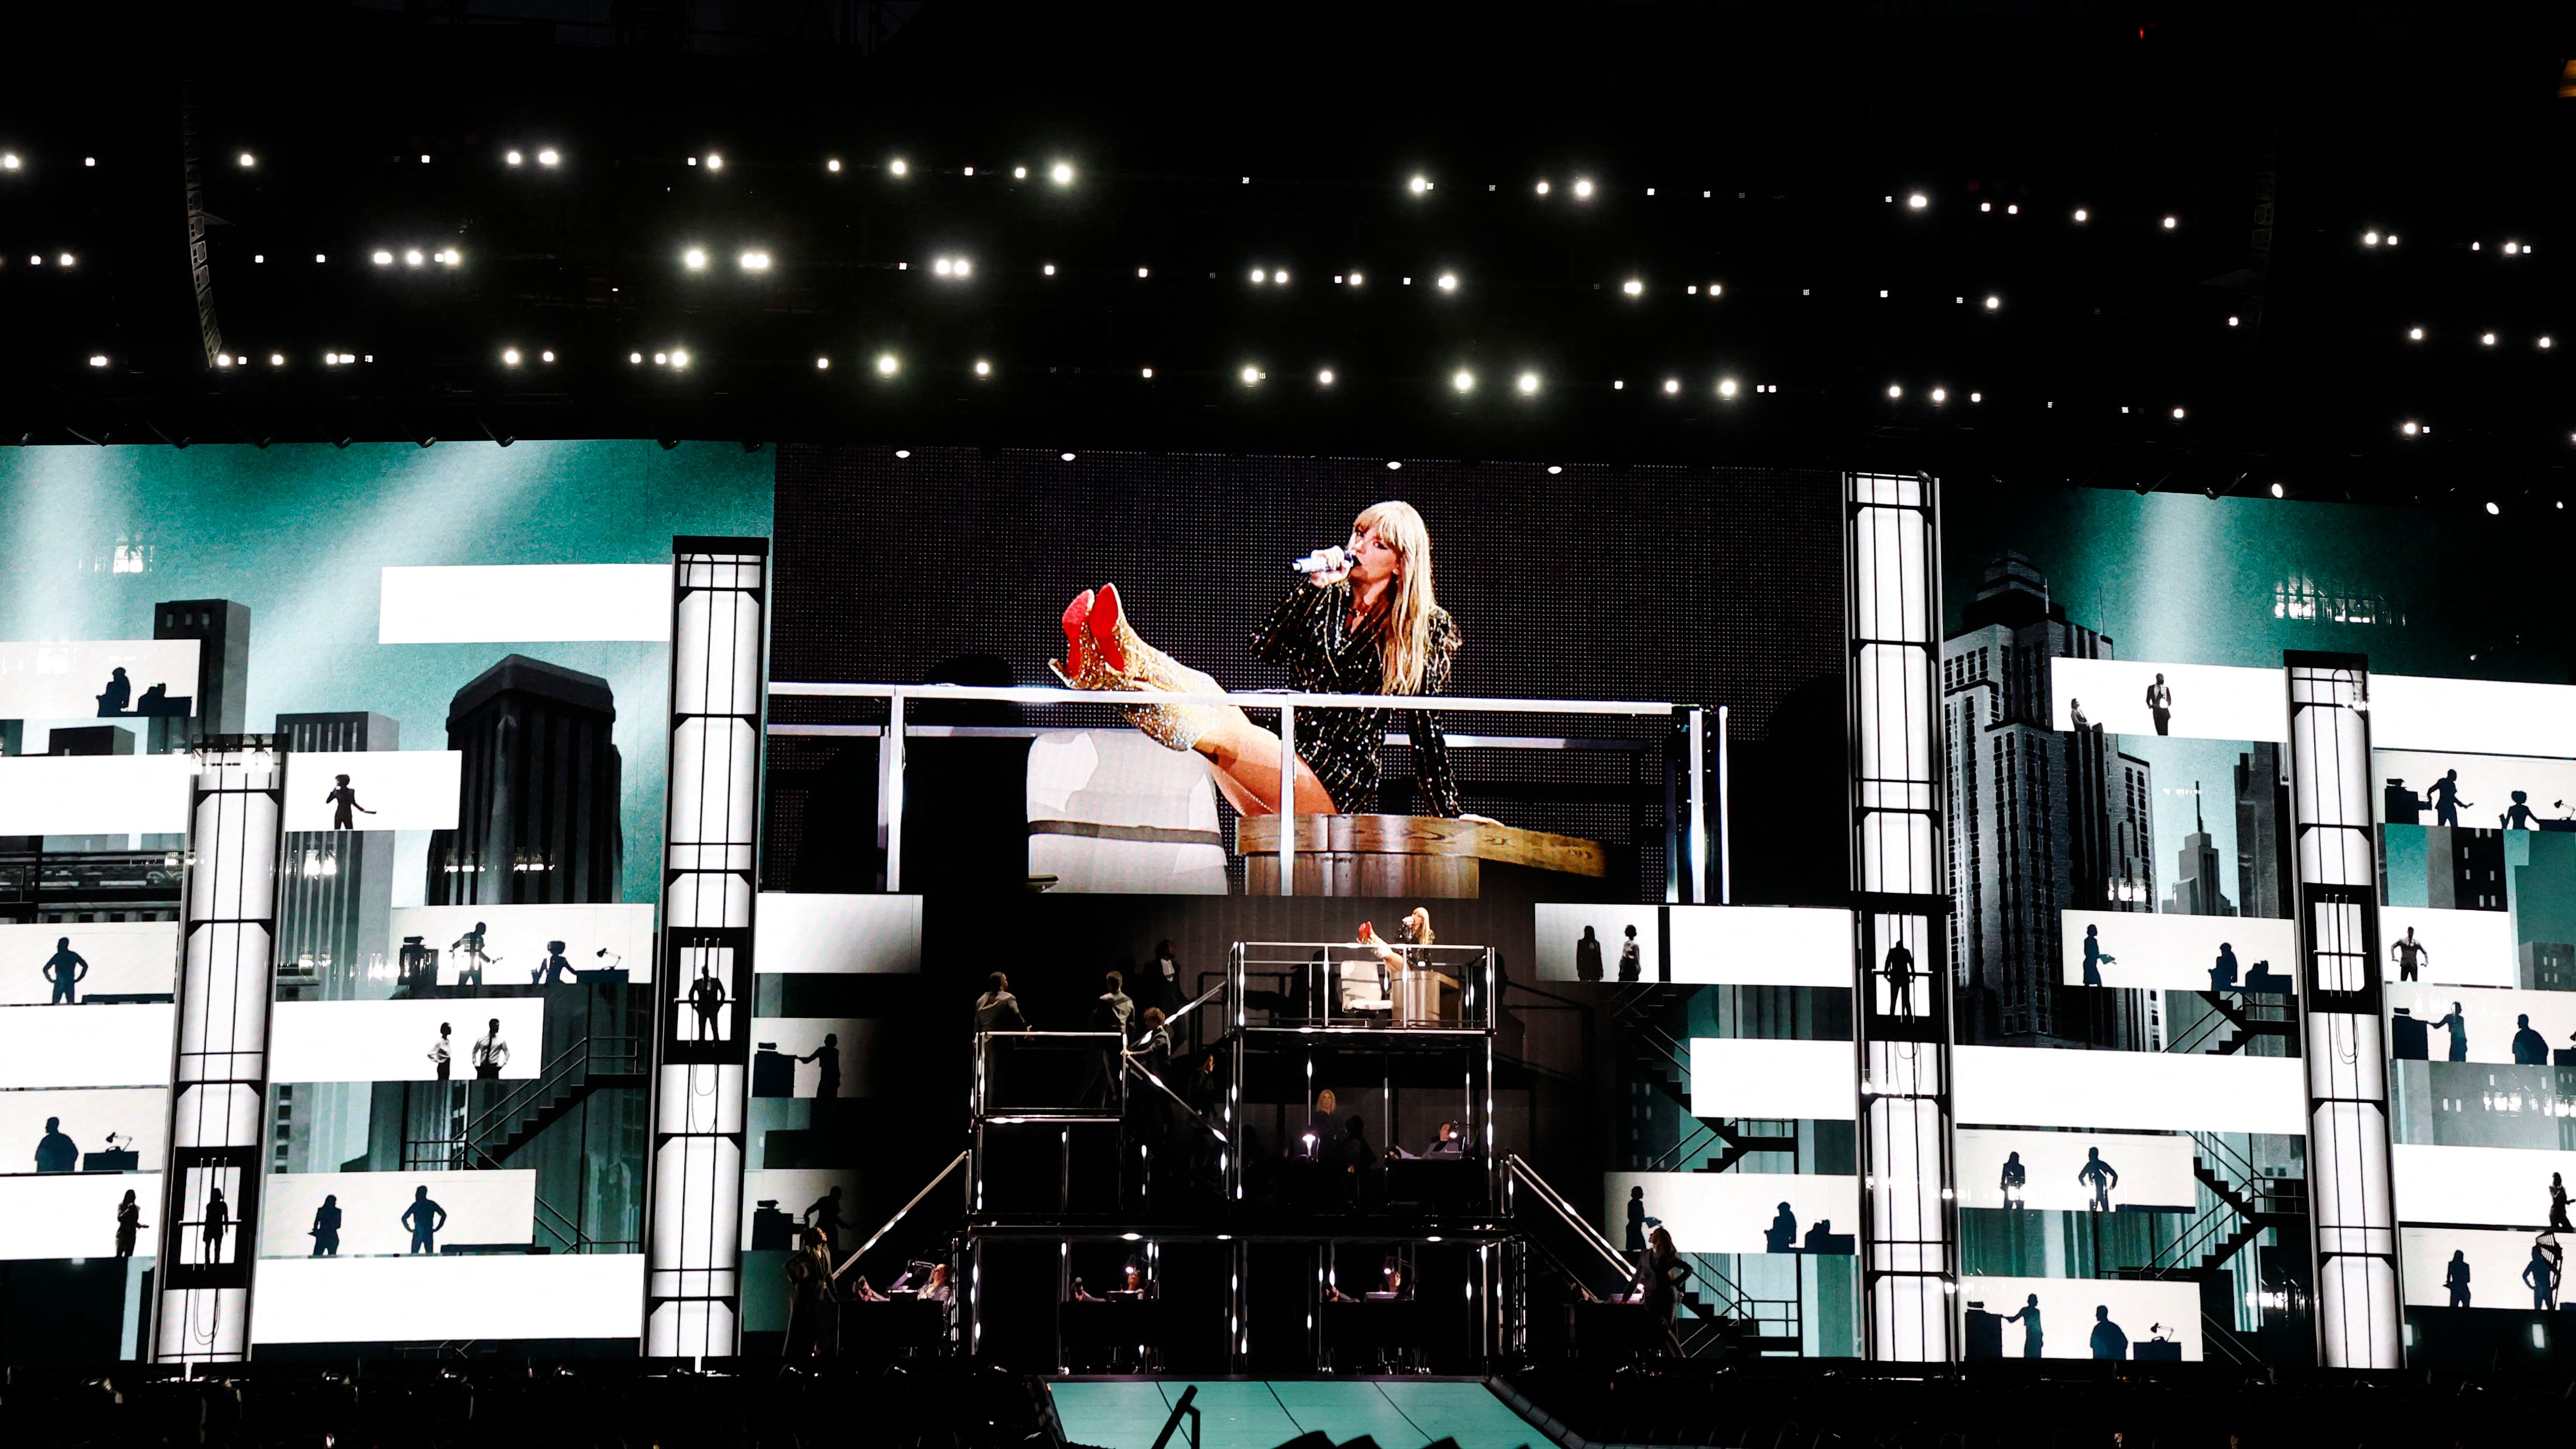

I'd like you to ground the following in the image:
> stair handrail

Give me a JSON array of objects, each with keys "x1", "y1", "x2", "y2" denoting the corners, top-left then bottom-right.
[
  {"x1": 1505, "y1": 1153, "x2": 1634, "y2": 1285},
  {"x1": 833, "y1": 1150, "x2": 968, "y2": 1281}
]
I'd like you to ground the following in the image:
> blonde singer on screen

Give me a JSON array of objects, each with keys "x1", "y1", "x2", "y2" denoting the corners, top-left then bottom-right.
[{"x1": 1051, "y1": 501, "x2": 1496, "y2": 825}]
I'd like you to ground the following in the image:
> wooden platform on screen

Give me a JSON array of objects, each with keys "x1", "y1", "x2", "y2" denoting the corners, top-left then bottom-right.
[{"x1": 1235, "y1": 813, "x2": 1608, "y2": 897}]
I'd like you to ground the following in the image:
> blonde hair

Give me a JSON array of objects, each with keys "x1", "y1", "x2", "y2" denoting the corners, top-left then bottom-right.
[
  {"x1": 1353, "y1": 501, "x2": 1440, "y2": 695},
  {"x1": 1405, "y1": 908, "x2": 1435, "y2": 944}
]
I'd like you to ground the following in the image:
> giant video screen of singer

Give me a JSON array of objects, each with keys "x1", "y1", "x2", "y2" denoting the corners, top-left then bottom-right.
[{"x1": 765, "y1": 446, "x2": 1842, "y2": 904}]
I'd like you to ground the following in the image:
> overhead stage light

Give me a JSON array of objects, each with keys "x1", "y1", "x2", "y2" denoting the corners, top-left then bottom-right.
[
  {"x1": 889, "y1": 158, "x2": 908, "y2": 176},
  {"x1": 1518, "y1": 373, "x2": 1540, "y2": 394},
  {"x1": 1051, "y1": 162, "x2": 1074, "y2": 185},
  {"x1": 877, "y1": 354, "x2": 899, "y2": 375},
  {"x1": 1452, "y1": 370, "x2": 1474, "y2": 393}
]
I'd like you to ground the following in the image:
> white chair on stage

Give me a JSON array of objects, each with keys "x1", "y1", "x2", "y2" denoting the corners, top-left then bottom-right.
[{"x1": 1025, "y1": 729, "x2": 1229, "y2": 894}]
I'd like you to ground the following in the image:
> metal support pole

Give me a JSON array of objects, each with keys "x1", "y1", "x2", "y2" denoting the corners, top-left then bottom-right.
[
  {"x1": 1717, "y1": 704, "x2": 1733, "y2": 905},
  {"x1": 1686, "y1": 705, "x2": 1709, "y2": 904},
  {"x1": 1277, "y1": 704, "x2": 1297, "y2": 896},
  {"x1": 877, "y1": 688, "x2": 908, "y2": 892}
]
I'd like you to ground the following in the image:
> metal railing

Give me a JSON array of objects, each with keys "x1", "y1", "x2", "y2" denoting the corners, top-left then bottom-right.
[{"x1": 764, "y1": 680, "x2": 1719, "y2": 903}]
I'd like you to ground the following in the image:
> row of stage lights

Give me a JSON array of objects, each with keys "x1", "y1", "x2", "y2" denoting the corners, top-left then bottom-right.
[{"x1": 2, "y1": 142, "x2": 2551, "y2": 257}]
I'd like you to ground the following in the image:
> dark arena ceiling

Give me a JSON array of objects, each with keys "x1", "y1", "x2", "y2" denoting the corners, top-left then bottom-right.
[{"x1": 3, "y1": 2, "x2": 2573, "y2": 513}]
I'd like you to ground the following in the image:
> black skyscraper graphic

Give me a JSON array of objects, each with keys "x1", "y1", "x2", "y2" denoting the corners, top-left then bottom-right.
[
  {"x1": 150, "y1": 599, "x2": 251, "y2": 753},
  {"x1": 427, "y1": 655, "x2": 624, "y2": 905},
  {"x1": 1941, "y1": 554, "x2": 2155, "y2": 1049}
]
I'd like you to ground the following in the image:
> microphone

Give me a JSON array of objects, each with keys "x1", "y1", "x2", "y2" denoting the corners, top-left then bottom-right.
[{"x1": 1291, "y1": 546, "x2": 1353, "y2": 575}]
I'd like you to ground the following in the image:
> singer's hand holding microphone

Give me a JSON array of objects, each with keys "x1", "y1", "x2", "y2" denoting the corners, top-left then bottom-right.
[{"x1": 1292, "y1": 546, "x2": 1354, "y2": 585}]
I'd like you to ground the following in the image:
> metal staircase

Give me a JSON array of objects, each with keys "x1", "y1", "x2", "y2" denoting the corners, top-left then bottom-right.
[
  {"x1": 399, "y1": 1036, "x2": 647, "y2": 1252},
  {"x1": 2164, "y1": 990, "x2": 2300, "y2": 1056},
  {"x1": 2115, "y1": 1132, "x2": 2306, "y2": 1364}
]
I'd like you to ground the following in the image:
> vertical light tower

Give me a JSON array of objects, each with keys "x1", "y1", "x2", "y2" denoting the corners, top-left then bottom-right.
[
  {"x1": 642, "y1": 538, "x2": 770, "y2": 1357},
  {"x1": 1843, "y1": 473, "x2": 1958, "y2": 1361},
  {"x1": 2282, "y1": 652, "x2": 2402, "y2": 1366},
  {"x1": 152, "y1": 738, "x2": 284, "y2": 1362}
]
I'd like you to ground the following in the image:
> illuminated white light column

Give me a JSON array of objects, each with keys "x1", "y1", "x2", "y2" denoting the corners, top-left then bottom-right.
[
  {"x1": 153, "y1": 740, "x2": 283, "y2": 1363},
  {"x1": 1844, "y1": 472, "x2": 1958, "y2": 1362},
  {"x1": 2283, "y1": 652, "x2": 2402, "y2": 1367},
  {"x1": 642, "y1": 537, "x2": 770, "y2": 1358}
]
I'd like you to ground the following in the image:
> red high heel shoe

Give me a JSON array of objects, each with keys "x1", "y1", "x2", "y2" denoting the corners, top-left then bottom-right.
[{"x1": 1064, "y1": 583, "x2": 1217, "y2": 751}]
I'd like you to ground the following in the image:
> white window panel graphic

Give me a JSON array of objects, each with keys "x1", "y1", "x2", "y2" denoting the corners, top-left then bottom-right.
[
  {"x1": 1953, "y1": 1128, "x2": 2200, "y2": 1213},
  {"x1": 2385, "y1": 983, "x2": 2576, "y2": 1065},
  {"x1": 1602, "y1": 1170, "x2": 1859, "y2": 1256},
  {"x1": 257, "y1": 1171, "x2": 537, "y2": 1258},
  {"x1": 0, "y1": 639, "x2": 201, "y2": 719},
  {"x1": 2050, "y1": 657, "x2": 2288, "y2": 743},
  {"x1": 2058, "y1": 910, "x2": 2299, "y2": 991},
  {"x1": 0, "y1": 1172, "x2": 164, "y2": 1261},
  {"x1": 2374, "y1": 675, "x2": 2576, "y2": 759},
  {"x1": 379, "y1": 564, "x2": 673, "y2": 643},
  {"x1": 1958, "y1": 1276, "x2": 2203, "y2": 1361},
  {"x1": 269, "y1": 1000, "x2": 546, "y2": 1082},
  {"x1": 279, "y1": 752, "x2": 462, "y2": 832},
  {"x1": 0, "y1": 921, "x2": 175, "y2": 1005},
  {"x1": 1954, "y1": 1046, "x2": 2306, "y2": 1135},
  {"x1": 1666, "y1": 906, "x2": 1853, "y2": 988},
  {"x1": 252, "y1": 1253, "x2": 644, "y2": 1343},
  {"x1": 2379, "y1": 907, "x2": 2517, "y2": 990},
  {"x1": 755, "y1": 893, "x2": 923, "y2": 974},
  {"x1": 2391, "y1": 1144, "x2": 2576, "y2": 1229},
  {"x1": 2401, "y1": 1226, "x2": 2568, "y2": 1309},
  {"x1": 387, "y1": 904, "x2": 657, "y2": 986},
  {"x1": 0, "y1": 754, "x2": 197, "y2": 835},
  {"x1": 0, "y1": 1004, "x2": 176, "y2": 1088},
  {"x1": 1687, "y1": 1037, "x2": 1857, "y2": 1122},
  {"x1": 1533, "y1": 903, "x2": 1663, "y2": 983},
  {"x1": 0, "y1": 1087, "x2": 167, "y2": 1171}
]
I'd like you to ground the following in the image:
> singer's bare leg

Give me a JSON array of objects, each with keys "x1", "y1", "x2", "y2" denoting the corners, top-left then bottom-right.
[{"x1": 1191, "y1": 713, "x2": 1337, "y2": 816}]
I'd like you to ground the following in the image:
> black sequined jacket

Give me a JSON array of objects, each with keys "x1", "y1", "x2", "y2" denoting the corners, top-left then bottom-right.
[{"x1": 1248, "y1": 583, "x2": 1462, "y2": 816}]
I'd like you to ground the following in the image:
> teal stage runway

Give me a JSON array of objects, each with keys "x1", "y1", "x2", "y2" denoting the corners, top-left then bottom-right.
[{"x1": 1048, "y1": 1378, "x2": 1540, "y2": 1449}]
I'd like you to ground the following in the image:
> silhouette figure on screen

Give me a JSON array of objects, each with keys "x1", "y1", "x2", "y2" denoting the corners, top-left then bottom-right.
[
  {"x1": 310, "y1": 1194, "x2": 343, "y2": 1256},
  {"x1": 1883, "y1": 938, "x2": 1918, "y2": 1017},
  {"x1": 2392, "y1": 927, "x2": 2429, "y2": 983},
  {"x1": 687, "y1": 964, "x2": 729, "y2": 1041},
  {"x1": 1618, "y1": 924, "x2": 1643, "y2": 983},
  {"x1": 403, "y1": 1185, "x2": 447, "y2": 1254},
  {"x1": 536, "y1": 941, "x2": 575, "y2": 986},
  {"x1": 2211, "y1": 942, "x2": 2241, "y2": 992},
  {"x1": 2505, "y1": 790, "x2": 2545, "y2": 830},
  {"x1": 201, "y1": 1187, "x2": 230, "y2": 1264},
  {"x1": 428, "y1": 1022, "x2": 454, "y2": 1086},
  {"x1": 2526, "y1": 1238, "x2": 2562, "y2": 1311},
  {"x1": 804, "y1": 1185, "x2": 849, "y2": 1249},
  {"x1": 2068, "y1": 699, "x2": 2090, "y2": 732},
  {"x1": 324, "y1": 774, "x2": 376, "y2": 830},
  {"x1": 2427, "y1": 770, "x2": 2470, "y2": 828},
  {"x1": 2006, "y1": 1294, "x2": 2043, "y2": 1357},
  {"x1": 1626, "y1": 1185, "x2": 1648, "y2": 1255},
  {"x1": 1999, "y1": 1151, "x2": 2028, "y2": 1210},
  {"x1": 1575, "y1": 926, "x2": 1604, "y2": 983},
  {"x1": 449, "y1": 923, "x2": 496, "y2": 986},
  {"x1": 2078, "y1": 1146, "x2": 2120, "y2": 1212},
  {"x1": 2090, "y1": 1304, "x2": 2129, "y2": 1359},
  {"x1": 2444, "y1": 1249, "x2": 2472, "y2": 1308},
  {"x1": 41, "y1": 936, "x2": 89, "y2": 1005},
  {"x1": 1764, "y1": 1201, "x2": 1799, "y2": 1253},
  {"x1": 2081, "y1": 925, "x2": 2116, "y2": 987},
  {"x1": 2437, "y1": 1002, "x2": 2469, "y2": 1061},
  {"x1": 2145, "y1": 674, "x2": 2173, "y2": 736},
  {"x1": 2515, "y1": 1014, "x2": 2552, "y2": 1066},
  {"x1": 2550, "y1": 1173, "x2": 2573, "y2": 1233},
  {"x1": 472, "y1": 1018, "x2": 509, "y2": 1080},
  {"x1": 799, "y1": 1033, "x2": 842, "y2": 1100},
  {"x1": 96, "y1": 667, "x2": 132, "y2": 717},
  {"x1": 35, "y1": 1117, "x2": 78, "y2": 1173},
  {"x1": 115, "y1": 1189, "x2": 144, "y2": 1258}
]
